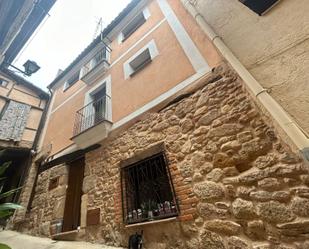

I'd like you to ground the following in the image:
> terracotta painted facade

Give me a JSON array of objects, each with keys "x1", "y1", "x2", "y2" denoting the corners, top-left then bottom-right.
[{"x1": 41, "y1": 0, "x2": 222, "y2": 156}]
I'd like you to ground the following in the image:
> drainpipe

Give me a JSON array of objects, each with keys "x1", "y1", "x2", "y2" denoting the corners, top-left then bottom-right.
[
  {"x1": 32, "y1": 89, "x2": 52, "y2": 151},
  {"x1": 181, "y1": 0, "x2": 309, "y2": 161}
]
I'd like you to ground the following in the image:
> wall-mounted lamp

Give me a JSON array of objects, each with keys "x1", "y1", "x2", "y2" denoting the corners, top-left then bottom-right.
[
  {"x1": 23, "y1": 60, "x2": 40, "y2": 76},
  {"x1": 7, "y1": 59, "x2": 40, "y2": 76}
]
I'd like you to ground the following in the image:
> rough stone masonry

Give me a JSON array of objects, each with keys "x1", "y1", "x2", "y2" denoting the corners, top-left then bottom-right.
[{"x1": 19, "y1": 65, "x2": 309, "y2": 249}]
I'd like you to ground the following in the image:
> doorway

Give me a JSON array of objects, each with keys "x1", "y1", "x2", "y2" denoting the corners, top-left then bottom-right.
[
  {"x1": 91, "y1": 86, "x2": 106, "y2": 125},
  {"x1": 62, "y1": 157, "x2": 85, "y2": 232}
]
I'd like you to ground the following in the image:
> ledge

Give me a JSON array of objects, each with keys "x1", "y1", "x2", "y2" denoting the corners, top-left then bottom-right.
[
  {"x1": 125, "y1": 217, "x2": 177, "y2": 228},
  {"x1": 52, "y1": 228, "x2": 85, "y2": 241}
]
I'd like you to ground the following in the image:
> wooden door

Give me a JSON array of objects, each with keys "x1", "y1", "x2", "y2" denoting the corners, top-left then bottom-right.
[{"x1": 62, "y1": 157, "x2": 85, "y2": 232}]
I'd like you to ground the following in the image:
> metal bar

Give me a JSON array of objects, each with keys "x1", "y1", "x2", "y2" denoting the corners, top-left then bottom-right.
[
  {"x1": 120, "y1": 168, "x2": 125, "y2": 223},
  {"x1": 162, "y1": 153, "x2": 180, "y2": 215},
  {"x1": 121, "y1": 152, "x2": 179, "y2": 224},
  {"x1": 73, "y1": 95, "x2": 110, "y2": 136}
]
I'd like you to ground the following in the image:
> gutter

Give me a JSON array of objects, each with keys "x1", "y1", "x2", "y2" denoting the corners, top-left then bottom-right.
[{"x1": 181, "y1": 0, "x2": 309, "y2": 161}]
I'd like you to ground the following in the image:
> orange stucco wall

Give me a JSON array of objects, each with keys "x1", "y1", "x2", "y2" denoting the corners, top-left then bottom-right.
[{"x1": 43, "y1": 0, "x2": 222, "y2": 155}]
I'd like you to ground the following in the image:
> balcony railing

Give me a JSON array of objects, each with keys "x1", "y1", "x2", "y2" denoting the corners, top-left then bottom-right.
[
  {"x1": 80, "y1": 47, "x2": 111, "y2": 85},
  {"x1": 73, "y1": 95, "x2": 111, "y2": 137}
]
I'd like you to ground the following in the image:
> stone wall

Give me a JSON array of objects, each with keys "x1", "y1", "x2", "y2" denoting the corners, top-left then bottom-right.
[
  {"x1": 21, "y1": 164, "x2": 68, "y2": 237},
  {"x1": 21, "y1": 66, "x2": 309, "y2": 248},
  {"x1": 183, "y1": 0, "x2": 309, "y2": 135}
]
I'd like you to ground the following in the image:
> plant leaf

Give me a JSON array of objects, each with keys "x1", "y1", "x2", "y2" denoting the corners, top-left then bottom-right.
[
  {"x1": 0, "y1": 162, "x2": 11, "y2": 176},
  {"x1": 0, "y1": 210, "x2": 14, "y2": 219},
  {"x1": 0, "y1": 243, "x2": 12, "y2": 249},
  {"x1": 0, "y1": 149, "x2": 6, "y2": 157},
  {"x1": 0, "y1": 203, "x2": 22, "y2": 211},
  {"x1": 0, "y1": 187, "x2": 23, "y2": 200}
]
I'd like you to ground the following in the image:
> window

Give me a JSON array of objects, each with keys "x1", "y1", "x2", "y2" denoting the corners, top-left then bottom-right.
[
  {"x1": 49, "y1": 177, "x2": 59, "y2": 190},
  {"x1": 64, "y1": 71, "x2": 80, "y2": 91},
  {"x1": 129, "y1": 48, "x2": 152, "y2": 76},
  {"x1": 74, "y1": 75, "x2": 112, "y2": 137},
  {"x1": 121, "y1": 152, "x2": 178, "y2": 225},
  {"x1": 0, "y1": 78, "x2": 9, "y2": 88},
  {"x1": 122, "y1": 12, "x2": 146, "y2": 41},
  {"x1": 74, "y1": 86, "x2": 107, "y2": 135},
  {"x1": 119, "y1": 8, "x2": 150, "y2": 43},
  {"x1": 123, "y1": 40, "x2": 159, "y2": 79},
  {"x1": 239, "y1": 0, "x2": 280, "y2": 15}
]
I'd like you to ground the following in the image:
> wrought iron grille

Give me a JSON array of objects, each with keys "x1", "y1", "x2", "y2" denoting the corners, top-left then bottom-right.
[
  {"x1": 121, "y1": 152, "x2": 179, "y2": 224},
  {"x1": 73, "y1": 95, "x2": 110, "y2": 136}
]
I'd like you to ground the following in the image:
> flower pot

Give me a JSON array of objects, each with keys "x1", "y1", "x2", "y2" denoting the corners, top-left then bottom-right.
[{"x1": 148, "y1": 210, "x2": 154, "y2": 220}]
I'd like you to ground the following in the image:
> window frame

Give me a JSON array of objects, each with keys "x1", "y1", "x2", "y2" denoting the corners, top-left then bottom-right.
[
  {"x1": 120, "y1": 151, "x2": 179, "y2": 225},
  {"x1": 119, "y1": 7, "x2": 151, "y2": 43},
  {"x1": 0, "y1": 78, "x2": 9, "y2": 88},
  {"x1": 63, "y1": 70, "x2": 80, "y2": 91},
  {"x1": 122, "y1": 12, "x2": 146, "y2": 42},
  {"x1": 123, "y1": 39, "x2": 159, "y2": 79},
  {"x1": 129, "y1": 48, "x2": 152, "y2": 77},
  {"x1": 84, "y1": 75, "x2": 112, "y2": 122},
  {"x1": 239, "y1": 0, "x2": 280, "y2": 15}
]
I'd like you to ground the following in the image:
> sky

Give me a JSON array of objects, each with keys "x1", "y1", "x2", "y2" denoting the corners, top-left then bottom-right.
[{"x1": 12, "y1": 0, "x2": 131, "y2": 90}]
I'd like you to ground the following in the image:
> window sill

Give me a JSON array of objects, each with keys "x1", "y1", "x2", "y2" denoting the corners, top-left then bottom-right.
[
  {"x1": 52, "y1": 228, "x2": 85, "y2": 240},
  {"x1": 63, "y1": 83, "x2": 76, "y2": 92},
  {"x1": 129, "y1": 59, "x2": 152, "y2": 78},
  {"x1": 125, "y1": 217, "x2": 177, "y2": 228}
]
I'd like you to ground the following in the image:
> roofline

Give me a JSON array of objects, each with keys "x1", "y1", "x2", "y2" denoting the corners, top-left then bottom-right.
[
  {"x1": 47, "y1": 0, "x2": 142, "y2": 89},
  {"x1": 3, "y1": 0, "x2": 57, "y2": 66},
  {"x1": 1, "y1": 67, "x2": 49, "y2": 99}
]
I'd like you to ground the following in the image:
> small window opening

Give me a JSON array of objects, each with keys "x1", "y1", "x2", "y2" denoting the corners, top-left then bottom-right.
[
  {"x1": 121, "y1": 152, "x2": 179, "y2": 225},
  {"x1": 64, "y1": 71, "x2": 80, "y2": 90},
  {"x1": 122, "y1": 12, "x2": 146, "y2": 41},
  {"x1": 239, "y1": 0, "x2": 280, "y2": 15},
  {"x1": 129, "y1": 49, "x2": 151, "y2": 76},
  {"x1": 49, "y1": 177, "x2": 59, "y2": 190},
  {"x1": 0, "y1": 78, "x2": 9, "y2": 88}
]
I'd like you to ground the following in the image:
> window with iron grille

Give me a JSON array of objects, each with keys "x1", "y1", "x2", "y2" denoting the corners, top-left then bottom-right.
[
  {"x1": 121, "y1": 152, "x2": 179, "y2": 225},
  {"x1": 239, "y1": 0, "x2": 280, "y2": 15}
]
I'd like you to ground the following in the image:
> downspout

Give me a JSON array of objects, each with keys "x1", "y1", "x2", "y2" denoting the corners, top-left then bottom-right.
[
  {"x1": 181, "y1": 0, "x2": 309, "y2": 161},
  {"x1": 32, "y1": 90, "x2": 52, "y2": 151}
]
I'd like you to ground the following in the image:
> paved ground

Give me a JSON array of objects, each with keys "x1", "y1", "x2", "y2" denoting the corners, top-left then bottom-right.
[{"x1": 0, "y1": 230, "x2": 123, "y2": 249}]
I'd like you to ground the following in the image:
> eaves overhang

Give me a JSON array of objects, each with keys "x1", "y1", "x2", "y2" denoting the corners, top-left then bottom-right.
[
  {"x1": 47, "y1": 0, "x2": 143, "y2": 90},
  {"x1": 1, "y1": 0, "x2": 56, "y2": 66}
]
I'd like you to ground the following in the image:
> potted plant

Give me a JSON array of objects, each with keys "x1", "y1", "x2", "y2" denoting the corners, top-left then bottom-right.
[
  {"x1": 141, "y1": 200, "x2": 157, "y2": 220},
  {"x1": 0, "y1": 150, "x2": 23, "y2": 249}
]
